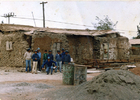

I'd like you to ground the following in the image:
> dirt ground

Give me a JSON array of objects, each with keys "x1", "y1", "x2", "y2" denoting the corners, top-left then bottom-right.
[{"x1": 0, "y1": 67, "x2": 101, "y2": 100}]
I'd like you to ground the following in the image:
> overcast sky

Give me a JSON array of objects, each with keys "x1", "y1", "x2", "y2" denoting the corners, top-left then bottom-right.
[{"x1": 0, "y1": 1, "x2": 140, "y2": 39}]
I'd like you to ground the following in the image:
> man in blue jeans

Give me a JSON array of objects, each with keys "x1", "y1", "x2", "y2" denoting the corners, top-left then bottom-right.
[
  {"x1": 42, "y1": 57, "x2": 57, "y2": 75},
  {"x1": 55, "y1": 50, "x2": 62, "y2": 73},
  {"x1": 24, "y1": 48, "x2": 32, "y2": 73}
]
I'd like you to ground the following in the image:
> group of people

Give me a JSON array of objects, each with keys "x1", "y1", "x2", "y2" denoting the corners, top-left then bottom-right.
[{"x1": 24, "y1": 48, "x2": 71, "y2": 75}]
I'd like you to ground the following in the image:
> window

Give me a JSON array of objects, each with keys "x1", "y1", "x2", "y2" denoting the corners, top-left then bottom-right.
[
  {"x1": 52, "y1": 42, "x2": 61, "y2": 60},
  {"x1": 6, "y1": 41, "x2": 12, "y2": 50},
  {"x1": 102, "y1": 43, "x2": 109, "y2": 59}
]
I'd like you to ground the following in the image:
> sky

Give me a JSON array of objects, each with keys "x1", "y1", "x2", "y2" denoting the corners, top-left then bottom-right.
[{"x1": 0, "y1": 1, "x2": 140, "y2": 39}]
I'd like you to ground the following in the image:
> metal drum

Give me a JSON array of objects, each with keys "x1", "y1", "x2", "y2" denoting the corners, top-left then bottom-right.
[{"x1": 63, "y1": 64, "x2": 74, "y2": 85}]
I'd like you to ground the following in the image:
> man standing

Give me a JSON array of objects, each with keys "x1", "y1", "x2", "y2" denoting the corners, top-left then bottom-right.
[
  {"x1": 47, "y1": 50, "x2": 54, "y2": 60},
  {"x1": 32, "y1": 50, "x2": 39, "y2": 74},
  {"x1": 42, "y1": 57, "x2": 57, "y2": 75},
  {"x1": 55, "y1": 50, "x2": 62, "y2": 73},
  {"x1": 24, "y1": 48, "x2": 32, "y2": 73},
  {"x1": 37, "y1": 47, "x2": 41, "y2": 71},
  {"x1": 43, "y1": 50, "x2": 48, "y2": 69},
  {"x1": 64, "y1": 50, "x2": 71, "y2": 64},
  {"x1": 61, "y1": 48, "x2": 65, "y2": 65}
]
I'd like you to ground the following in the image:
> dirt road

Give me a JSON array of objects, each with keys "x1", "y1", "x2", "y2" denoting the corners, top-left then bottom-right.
[{"x1": 0, "y1": 67, "x2": 100, "y2": 100}]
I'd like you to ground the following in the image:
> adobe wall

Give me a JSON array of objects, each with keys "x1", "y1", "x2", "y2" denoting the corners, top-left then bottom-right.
[
  {"x1": 0, "y1": 32, "x2": 29, "y2": 67},
  {"x1": 117, "y1": 37, "x2": 131, "y2": 59},
  {"x1": 32, "y1": 32, "x2": 68, "y2": 63},
  {"x1": 93, "y1": 33, "x2": 131, "y2": 60},
  {"x1": 67, "y1": 35, "x2": 94, "y2": 64},
  {"x1": 0, "y1": 31, "x2": 131, "y2": 67},
  {"x1": 130, "y1": 46, "x2": 140, "y2": 59},
  {"x1": 32, "y1": 33, "x2": 94, "y2": 64}
]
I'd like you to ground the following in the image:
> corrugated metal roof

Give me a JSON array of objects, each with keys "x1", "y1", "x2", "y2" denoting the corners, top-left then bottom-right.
[
  {"x1": 129, "y1": 39, "x2": 140, "y2": 45},
  {"x1": 46, "y1": 28, "x2": 118, "y2": 36},
  {"x1": 0, "y1": 24, "x2": 119, "y2": 36}
]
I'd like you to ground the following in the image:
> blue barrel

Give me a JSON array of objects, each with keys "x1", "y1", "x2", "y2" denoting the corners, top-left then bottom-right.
[{"x1": 63, "y1": 64, "x2": 74, "y2": 85}]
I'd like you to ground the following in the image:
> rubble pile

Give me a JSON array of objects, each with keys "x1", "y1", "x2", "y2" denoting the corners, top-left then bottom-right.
[{"x1": 61, "y1": 70, "x2": 140, "y2": 100}]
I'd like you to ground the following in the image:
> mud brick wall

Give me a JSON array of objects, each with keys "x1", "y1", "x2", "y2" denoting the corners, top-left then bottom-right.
[
  {"x1": 131, "y1": 46, "x2": 140, "y2": 55},
  {"x1": 117, "y1": 37, "x2": 131, "y2": 59},
  {"x1": 0, "y1": 31, "x2": 131, "y2": 67},
  {"x1": 93, "y1": 37, "x2": 100, "y2": 59},
  {"x1": 32, "y1": 32, "x2": 68, "y2": 63},
  {"x1": 67, "y1": 35, "x2": 94, "y2": 64},
  {"x1": 33, "y1": 33, "x2": 94, "y2": 64},
  {"x1": 0, "y1": 32, "x2": 29, "y2": 67},
  {"x1": 108, "y1": 38, "x2": 118, "y2": 59},
  {"x1": 93, "y1": 33, "x2": 130, "y2": 60}
]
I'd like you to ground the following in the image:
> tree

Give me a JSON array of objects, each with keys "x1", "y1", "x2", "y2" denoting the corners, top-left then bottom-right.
[
  {"x1": 93, "y1": 15, "x2": 118, "y2": 30},
  {"x1": 136, "y1": 25, "x2": 140, "y2": 39}
]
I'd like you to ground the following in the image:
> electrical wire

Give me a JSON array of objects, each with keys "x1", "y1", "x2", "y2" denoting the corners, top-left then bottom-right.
[
  {"x1": 0, "y1": 16, "x2": 138, "y2": 32},
  {"x1": 11, "y1": 16, "x2": 95, "y2": 28}
]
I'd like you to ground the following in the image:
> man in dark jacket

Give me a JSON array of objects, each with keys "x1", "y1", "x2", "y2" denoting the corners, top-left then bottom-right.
[
  {"x1": 42, "y1": 57, "x2": 57, "y2": 75},
  {"x1": 61, "y1": 48, "x2": 65, "y2": 65},
  {"x1": 47, "y1": 50, "x2": 54, "y2": 60},
  {"x1": 43, "y1": 50, "x2": 48, "y2": 69},
  {"x1": 64, "y1": 50, "x2": 71, "y2": 64},
  {"x1": 32, "y1": 50, "x2": 39, "y2": 74},
  {"x1": 55, "y1": 50, "x2": 62, "y2": 73}
]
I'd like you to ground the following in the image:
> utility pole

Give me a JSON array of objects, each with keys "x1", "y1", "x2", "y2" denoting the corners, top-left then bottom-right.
[
  {"x1": 40, "y1": 1, "x2": 47, "y2": 28},
  {"x1": 2, "y1": 12, "x2": 16, "y2": 24}
]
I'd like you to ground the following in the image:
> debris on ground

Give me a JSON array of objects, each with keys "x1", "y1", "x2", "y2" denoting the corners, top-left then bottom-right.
[{"x1": 120, "y1": 64, "x2": 136, "y2": 70}]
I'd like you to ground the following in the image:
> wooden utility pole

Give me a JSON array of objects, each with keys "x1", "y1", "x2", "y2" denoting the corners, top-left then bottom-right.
[
  {"x1": 2, "y1": 12, "x2": 16, "y2": 24},
  {"x1": 40, "y1": 1, "x2": 48, "y2": 28}
]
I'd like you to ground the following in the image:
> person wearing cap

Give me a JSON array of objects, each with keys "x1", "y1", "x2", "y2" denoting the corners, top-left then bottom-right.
[
  {"x1": 64, "y1": 50, "x2": 71, "y2": 64},
  {"x1": 42, "y1": 57, "x2": 57, "y2": 75},
  {"x1": 32, "y1": 50, "x2": 39, "y2": 74},
  {"x1": 43, "y1": 50, "x2": 48, "y2": 69},
  {"x1": 47, "y1": 50, "x2": 54, "y2": 60},
  {"x1": 61, "y1": 48, "x2": 65, "y2": 65},
  {"x1": 24, "y1": 48, "x2": 32, "y2": 73},
  {"x1": 55, "y1": 50, "x2": 62, "y2": 73},
  {"x1": 37, "y1": 47, "x2": 41, "y2": 71}
]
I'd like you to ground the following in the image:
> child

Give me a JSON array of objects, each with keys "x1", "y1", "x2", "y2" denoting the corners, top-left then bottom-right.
[
  {"x1": 32, "y1": 50, "x2": 39, "y2": 74},
  {"x1": 55, "y1": 50, "x2": 62, "y2": 73}
]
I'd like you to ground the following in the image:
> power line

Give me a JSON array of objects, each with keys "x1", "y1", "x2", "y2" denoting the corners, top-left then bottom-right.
[
  {"x1": 0, "y1": 15, "x2": 138, "y2": 32},
  {"x1": 9, "y1": 16, "x2": 95, "y2": 27}
]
